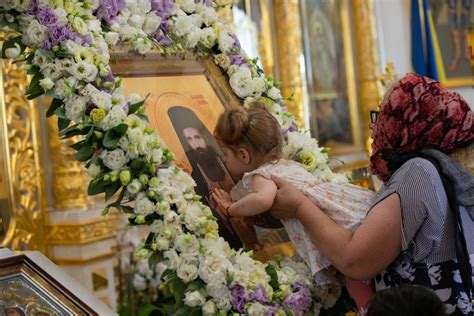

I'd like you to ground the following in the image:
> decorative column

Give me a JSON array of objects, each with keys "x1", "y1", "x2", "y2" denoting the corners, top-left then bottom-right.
[
  {"x1": 0, "y1": 54, "x2": 46, "y2": 253},
  {"x1": 353, "y1": 0, "x2": 382, "y2": 152},
  {"x1": 273, "y1": 0, "x2": 307, "y2": 129}
]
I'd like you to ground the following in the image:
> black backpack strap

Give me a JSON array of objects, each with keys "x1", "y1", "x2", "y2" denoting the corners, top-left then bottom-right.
[{"x1": 421, "y1": 156, "x2": 473, "y2": 301}]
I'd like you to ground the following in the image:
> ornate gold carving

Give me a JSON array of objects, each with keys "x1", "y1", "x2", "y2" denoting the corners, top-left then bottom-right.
[
  {"x1": 0, "y1": 56, "x2": 46, "y2": 252},
  {"x1": 47, "y1": 116, "x2": 91, "y2": 210},
  {"x1": 46, "y1": 217, "x2": 120, "y2": 245},
  {"x1": 214, "y1": 0, "x2": 238, "y2": 27},
  {"x1": 273, "y1": 0, "x2": 306, "y2": 129},
  {"x1": 353, "y1": 0, "x2": 382, "y2": 152},
  {"x1": 257, "y1": 0, "x2": 275, "y2": 77}
]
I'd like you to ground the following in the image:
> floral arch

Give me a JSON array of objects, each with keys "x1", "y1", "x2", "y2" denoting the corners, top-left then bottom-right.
[{"x1": 1, "y1": 0, "x2": 346, "y2": 314}]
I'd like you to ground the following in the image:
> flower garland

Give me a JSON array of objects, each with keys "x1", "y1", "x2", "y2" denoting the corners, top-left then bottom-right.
[{"x1": 1, "y1": 0, "x2": 344, "y2": 314}]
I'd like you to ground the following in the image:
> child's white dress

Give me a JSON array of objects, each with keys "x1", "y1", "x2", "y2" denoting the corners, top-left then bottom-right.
[{"x1": 241, "y1": 159, "x2": 376, "y2": 306}]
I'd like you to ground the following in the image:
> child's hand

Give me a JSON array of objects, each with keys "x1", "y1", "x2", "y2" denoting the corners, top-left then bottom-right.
[{"x1": 211, "y1": 189, "x2": 232, "y2": 216}]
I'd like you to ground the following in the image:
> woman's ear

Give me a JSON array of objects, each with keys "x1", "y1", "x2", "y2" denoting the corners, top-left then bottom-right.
[{"x1": 237, "y1": 147, "x2": 251, "y2": 164}]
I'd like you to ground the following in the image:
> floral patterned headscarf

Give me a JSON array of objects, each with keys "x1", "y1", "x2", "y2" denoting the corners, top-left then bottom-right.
[{"x1": 369, "y1": 73, "x2": 473, "y2": 183}]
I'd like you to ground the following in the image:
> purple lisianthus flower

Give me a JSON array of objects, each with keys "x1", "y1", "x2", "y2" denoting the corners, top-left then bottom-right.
[
  {"x1": 37, "y1": 6, "x2": 57, "y2": 26},
  {"x1": 49, "y1": 24, "x2": 77, "y2": 46},
  {"x1": 282, "y1": 282, "x2": 312, "y2": 315},
  {"x1": 288, "y1": 122, "x2": 299, "y2": 133},
  {"x1": 231, "y1": 284, "x2": 247, "y2": 313},
  {"x1": 97, "y1": 0, "x2": 125, "y2": 24},
  {"x1": 82, "y1": 34, "x2": 93, "y2": 46},
  {"x1": 266, "y1": 304, "x2": 282, "y2": 316},
  {"x1": 85, "y1": 102, "x2": 98, "y2": 115},
  {"x1": 151, "y1": 0, "x2": 174, "y2": 19},
  {"x1": 154, "y1": 30, "x2": 172, "y2": 45},
  {"x1": 232, "y1": 35, "x2": 241, "y2": 51},
  {"x1": 122, "y1": 101, "x2": 130, "y2": 115},
  {"x1": 26, "y1": 0, "x2": 39, "y2": 14},
  {"x1": 246, "y1": 285, "x2": 269, "y2": 303},
  {"x1": 229, "y1": 54, "x2": 245, "y2": 66},
  {"x1": 42, "y1": 40, "x2": 52, "y2": 50}
]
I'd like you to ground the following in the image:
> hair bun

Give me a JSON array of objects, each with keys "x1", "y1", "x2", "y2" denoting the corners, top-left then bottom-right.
[{"x1": 224, "y1": 108, "x2": 249, "y2": 143}]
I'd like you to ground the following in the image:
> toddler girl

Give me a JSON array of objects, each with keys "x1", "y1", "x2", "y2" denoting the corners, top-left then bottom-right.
[{"x1": 211, "y1": 104, "x2": 375, "y2": 308}]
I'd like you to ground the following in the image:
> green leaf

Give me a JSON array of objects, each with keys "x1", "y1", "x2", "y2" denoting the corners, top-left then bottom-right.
[
  {"x1": 70, "y1": 139, "x2": 88, "y2": 151},
  {"x1": 138, "y1": 305, "x2": 159, "y2": 316},
  {"x1": 60, "y1": 125, "x2": 92, "y2": 139},
  {"x1": 117, "y1": 205, "x2": 134, "y2": 213},
  {"x1": 75, "y1": 144, "x2": 95, "y2": 162},
  {"x1": 1, "y1": 36, "x2": 24, "y2": 59},
  {"x1": 46, "y1": 98, "x2": 64, "y2": 117},
  {"x1": 265, "y1": 264, "x2": 280, "y2": 290},
  {"x1": 103, "y1": 124, "x2": 128, "y2": 149},
  {"x1": 88, "y1": 177, "x2": 106, "y2": 195},
  {"x1": 185, "y1": 280, "x2": 204, "y2": 292},
  {"x1": 105, "y1": 182, "x2": 121, "y2": 201},
  {"x1": 128, "y1": 93, "x2": 150, "y2": 114},
  {"x1": 26, "y1": 84, "x2": 45, "y2": 100},
  {"x1": 57, "y1": 117, "x2": 71, "y2": 131},
  {"x1": 130, "y1": 158, "x2": 147, "y2": 174},
  {"x1": 54, "y1": 106, "x2": 68, "y2": 120},
  {"x1": 148, "y1": 251, "x2": 164, "y2": 270}
]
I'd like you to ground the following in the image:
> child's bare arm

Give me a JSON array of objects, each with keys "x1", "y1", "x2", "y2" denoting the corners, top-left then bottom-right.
[{"x1": 228, "y1": 175, "x2": 277, "y2": 217}]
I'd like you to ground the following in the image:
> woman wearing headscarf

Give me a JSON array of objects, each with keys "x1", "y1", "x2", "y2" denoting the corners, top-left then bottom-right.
[{"x1": 269, "y1": 73, "x2": 474, "y2": 315}]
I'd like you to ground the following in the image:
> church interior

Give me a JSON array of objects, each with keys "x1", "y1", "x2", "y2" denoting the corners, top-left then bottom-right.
[{"x1": 0, "y1": 0, "x2": 472, "y2": 315}]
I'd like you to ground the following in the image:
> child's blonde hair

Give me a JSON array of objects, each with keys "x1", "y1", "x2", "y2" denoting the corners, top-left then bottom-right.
[{"x1": 214, "y1": 102, "x2": 283, "y2": 163}]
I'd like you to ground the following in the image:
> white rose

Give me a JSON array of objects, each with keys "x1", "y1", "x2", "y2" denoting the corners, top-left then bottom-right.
[
  {"x1": 214, "y1": 53, "x2": 231, "y2": 70},
  {"x1": 70, "y1": 61, "x2": 98, "y2": 82},
  {"x1": 87, "y1": 163, "x2": 102, "y2": 178},
  {"x1": 180, "y1": 0, "x2": 196, "y2": 13},
  {"x1": 164, "y1": 249, "x2": 181, "y2": 270},
  {"x1": 132, "y1": 274, "x2": 147, "y2": 291},
  {"x1": 253, "y1": 77, "x2": 266, "y2": 94},
  {"x1": 91, "y1": 91, "x2": 113, "y2": 111},
  {"x1": 134, "y1": 37, "x2": 152, "y2": 55},
  {"x1": 154, "y1": 237, "x2": 170, "y2": 251},
  {"x1": 32, "y1": 49, "x2": 51, "y2": 66},
  {"x1": 174, "y1": 15, "x2": 194, "y2": 37},
  {"x1": 61, "y1": 40, "x2": 81, "y2": 55},
  {"x1": 73, "y1": 47, "x2": 94, "y2": 64},
  {"x1": 148, "y1": 148, "x2": 163, "y2": 164},
  {"x1": 198, "y1": 256, "x2": 230, "y2": 283},
  {"x1": 247, "y1": 303, "x2": 269, "y2": 315},
  {"x1": 53, "y1": 7, "x2": 68, "y2": 25},
  {"x1": 102, "y1": 149, "x2": 128, "y2": 170},
  {"x1": 104, "y1": 32, "x2": 119, "y2": 46},
  {"x1": 218, "y1": 30, "x2": 234, "y2": 53},
  {"x1": 200, "y1": 27, "x2": 216, "y2": 48},
  {"x1": 183, "y1": 290, "x2": 206, "y2": 307},
  {"x1": 125, "y1": 0, "x2": 138, "y2": 14},
  {"x1": 121, "y1": 25, "x2": 139, "y2": 41},
  {"x1": 202, "y1": 300, "x2": 217, "y2": 316},
  {"x1": 205, "y1": 279, "x2": 228, "y2": 299},
  {"x1": 21, "y1": 20, "x2": 48, "y2": 48},
  {"x1": 53, "y1": 77, "x2": 76, "y2": 99},
  {"x1": 184, "y1": 27, "x2": 201, "y2": 48},
  {"x1": 39, "y1": 63, "x2": 63, "y2": 81},
  {"x1": 197, "y1": 5, "x2": 217, "y2": 26},
  {"x1": 227, "y1": 64, "x2": 240, "y2": 76},
  {"x1": 72, "y1": 16, "x2": 88, "y2": 36},
  {"x1": 177, "y1": 263, "x2": 199, "y2": 283},
  {"x1": 267, "y1": 86, "x2": 282, "y2": 101},
  {"x1": 126, "y1": 179, "x2": 142, "y2": 194},
  {"x1": 87, "y1": 19, "x2": 102, "y2": 33},
  {"x1": 212, "y1": 292, "x2": 232, "y2": 310},
  {"x1": 143, "y1": 12, "x2": 161, "y2": 34},
  {"x1": 229, "y1": 67, "x2": 254, "y2": 98},
  {"x1": 64, "y1": 94, "x2": 87, "y2": 122},
  {"x1": 39, "y1": 77, "x2": 54, "y2": 91},
  {"x1": 135, "y1": 197, "x2": 154, "y2": 215},
  {"x1": 99, "y1": 106, "x2": 126, "y2": 131},
  {"x1": 128, "y1": 14, "x2": 145, "y2": 29},
  {"x1": 118, "y1": 136, "x2": 129, "y2": 151},
  {"x1": 128, "y1": 127, "x2": 144, "y2": 144},
  {"x1": 136, "y1": 0, "x2": 152, "y2": 15},
  {"x1": 5, "y1": 43, "x2": 21, "y2": 59},
  {"x1": 175, "y1": 233, "x2": 199, "y2": 253}
]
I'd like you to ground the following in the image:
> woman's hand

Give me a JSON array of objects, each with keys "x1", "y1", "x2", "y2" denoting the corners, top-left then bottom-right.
[
  {"x1": 269, "y1": 176, "x2": 308, "y2": 220},
  {"x1": 211, "y1": 189, "x2": 232, "y2": 216}
]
